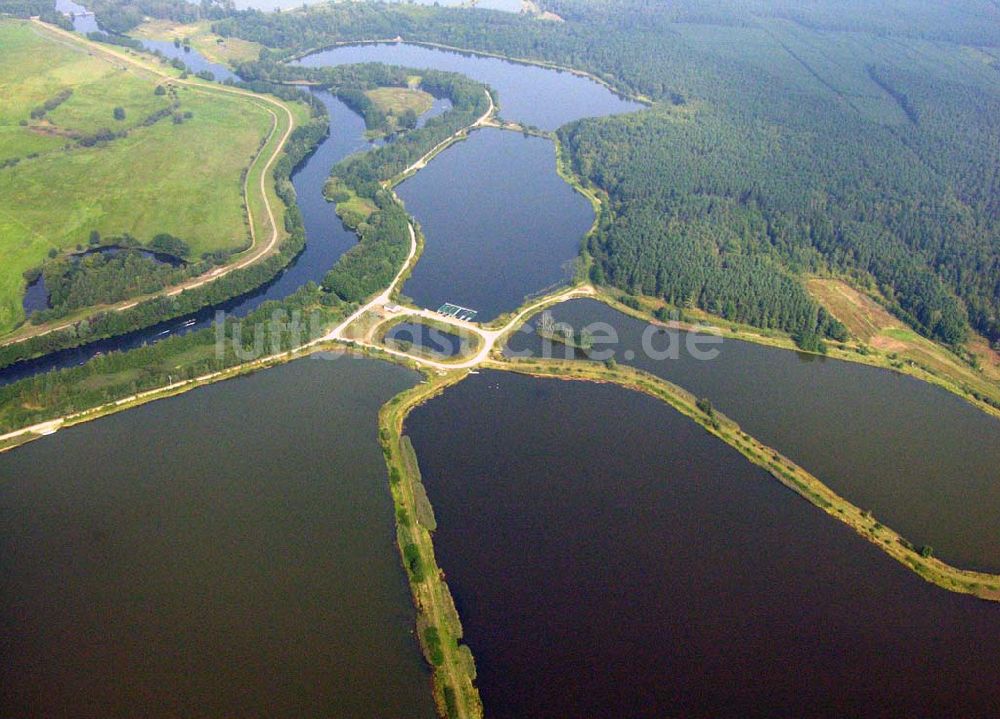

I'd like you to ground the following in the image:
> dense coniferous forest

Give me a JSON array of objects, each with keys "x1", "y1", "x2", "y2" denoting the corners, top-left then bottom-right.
[{"x1": 214, "y1": 0, "x2": 1000, "y2": 349}]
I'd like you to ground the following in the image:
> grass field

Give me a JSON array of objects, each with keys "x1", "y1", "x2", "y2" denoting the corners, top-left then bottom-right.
[
  {"x1": 130, "y1": 19, "x2": 262, "y2": 66},
  {"x1": 807, "y1": 278, "x2": 1000, "y2": 400},
  {"x1": 366, "y1": 86, "x2": 435, "y2": 116},
  {"x1": 0, "y1": 20, "x2": 274, "y2": 335}
]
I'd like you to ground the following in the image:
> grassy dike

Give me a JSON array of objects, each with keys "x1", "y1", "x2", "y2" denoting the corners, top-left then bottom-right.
[
  {"x1": 378, "y1": 371, "x2": 484, "y2": 719},
  {"x1": 0, "y1": 330, "x2": 353, "y2": 455},
  {"x1": 484, "y1": 356, "x2": 1000, "y2": 602}
]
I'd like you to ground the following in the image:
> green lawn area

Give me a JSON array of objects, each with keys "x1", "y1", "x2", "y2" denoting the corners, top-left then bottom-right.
[
  {"x1": 0, "y1": 20, "x2": 273, "y2": 335},
  {"x1": 365, "y1": 86, "x2": 435, "y2": 116}
]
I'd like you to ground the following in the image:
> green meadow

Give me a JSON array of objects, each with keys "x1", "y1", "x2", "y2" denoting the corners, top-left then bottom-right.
[{"x1": 0, "y1": 20, "x2": 272, "y2": 335}]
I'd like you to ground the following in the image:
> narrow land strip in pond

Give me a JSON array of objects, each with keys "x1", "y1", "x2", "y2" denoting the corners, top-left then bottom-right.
[
  {"x1": 483, "y1": 358, "x2": 1000, "y2": 601},
  {"x1": 379, "y1": 371, "x2": 482, "y2": 718}
]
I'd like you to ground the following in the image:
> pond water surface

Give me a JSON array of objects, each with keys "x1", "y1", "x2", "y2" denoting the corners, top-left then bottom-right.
[
  {"x1": 507, "y1": 299, "x2": 1000, "y2": 572},
  {"x1": 0, "y1": 357, "x2": 435, "y2": 718},
  {"x1": 396, "y1": 129, "x2": 593, "y2": 319},
  {"x1": 295, "y1": 42, "x2": 644, "y2": 130},
  {"x1": 406, "y1": 370, "x2": 1000, "y2": 718},
  {"x1": 385, "y1": 321, "x2": 466, "y2": 358}
]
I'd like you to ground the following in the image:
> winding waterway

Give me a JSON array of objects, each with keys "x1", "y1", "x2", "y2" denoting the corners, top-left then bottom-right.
[
  {"x1": 3, "y1": 41, "x2": 636, "y2": 384},
  {"x1": 0, "y1": 357, "x2": 435, "y2": 717},
  {"x1": 507, "y1": 299, "x2": 1000, "y2": 571},
  {"x1": 406, "y1": 370, "x2": 1000, "y2": 718},
  {"x1": 295, "y1": 42, "x2": 644, "y2": 130},
  {"x1": 295, "y1": 42, "x2": 640, "y2": 319}
]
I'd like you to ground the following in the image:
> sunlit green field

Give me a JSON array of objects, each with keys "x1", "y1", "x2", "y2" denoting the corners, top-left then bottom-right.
[
  {"x1": 0, "y1": 20, "x2": 272, "y2": 335},
  {"x1": 365, "y1": 86, "x2": 435, "y2": 116}
]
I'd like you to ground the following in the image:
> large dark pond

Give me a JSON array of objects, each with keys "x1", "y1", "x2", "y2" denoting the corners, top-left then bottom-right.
[
  {"x1": 295, "y1": 42, "x2": 644, "y2": 130},
  {"x1": 406, "y1": 370, "x2": 1000, "y2": 718},
  {"x1": 0, "y1": 357, "x2": 435, "y2": 718},
  {"x1": 396, "y1": 129, "x2": 593, "y2": 319},
  {"x1": 507, "y1": 299, "x2": 1000, "y2": 572}
]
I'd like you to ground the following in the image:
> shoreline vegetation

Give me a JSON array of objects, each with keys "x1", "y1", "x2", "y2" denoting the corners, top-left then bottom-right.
[
  {"x1": 221, "y1": 2, "x2": 995, "y2": 372},
  {"x1": 375, "y1": 349, "x2": 1000, "y2": 714},
  {"x1": 5, "y1": 270, "x2": 1000, "y2": 603},
  {"x1": 0, "y1": 53, "x2": 500, "y2": 440},
  {"x1": 12, "y1": 25, "x2": 992, "y2": 427},
  {"x1": 282, "y1": 38, "x2": 655, "y2": 109},
  {"x1": 595, "y1": 288, "x2": 1000, "y2": 422},
  {"x1": 239, "y1": 24, "x2": 1000, "y2": 418}
]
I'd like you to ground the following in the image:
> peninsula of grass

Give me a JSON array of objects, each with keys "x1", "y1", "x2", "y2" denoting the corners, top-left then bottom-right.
[
  {"x1": 0, "y1": 20, "x2": 276, "y2": 336},
  {"x1": 379, "y1": 372, "x2": 484, "y2": 719},
  {"x1": 366, "y1": 86, "x2": 435, "y2": 117},
  {"x1": 806, "y1": 277, "x2": 1000, "y2": 410}
]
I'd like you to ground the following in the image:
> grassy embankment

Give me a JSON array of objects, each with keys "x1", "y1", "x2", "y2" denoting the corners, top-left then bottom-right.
[
  {"x1": 0, "y1": 20, "x2": 286, "y2": 337},
  {"x1": 130, "y1": 18, "x2": 261, "y2": 66},
  {"x1": 379, "y1": 371, "x2": 483, "y2": 719},
  {"x1": 486, "y1": 356, "x2": 1000, "y2": 601},
  {"x1": 0, "y1": 326, "x2": 347, "y2": 454}
]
